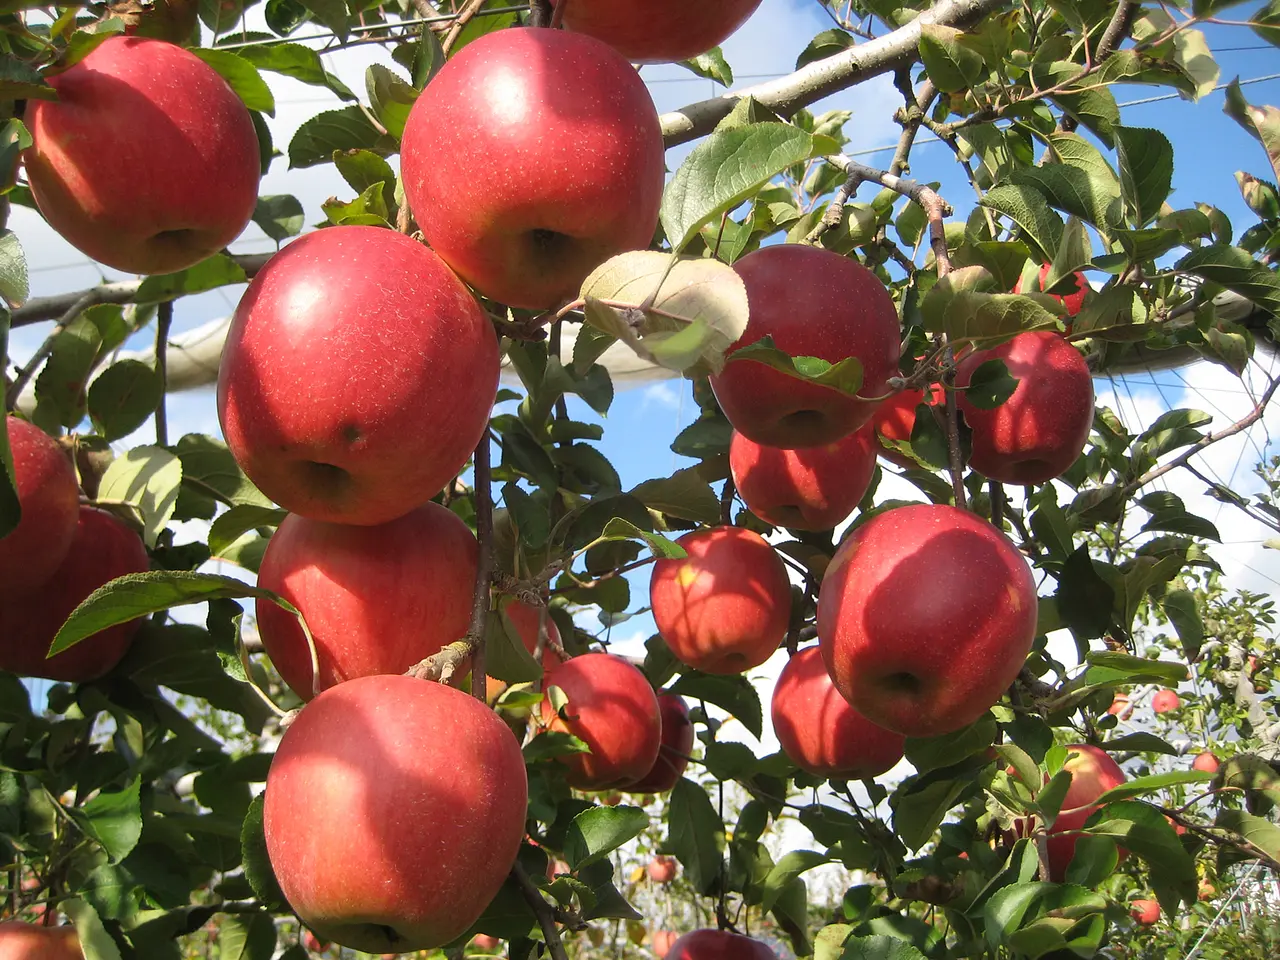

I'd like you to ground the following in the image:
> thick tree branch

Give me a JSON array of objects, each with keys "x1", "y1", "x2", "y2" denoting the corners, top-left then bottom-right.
[
  {"x1": 658, "y1": 0, "x2": 1006, "y2": 145},
  {"x1": 1097, "y1": 1, "x2": 1138, "y2": 61}
]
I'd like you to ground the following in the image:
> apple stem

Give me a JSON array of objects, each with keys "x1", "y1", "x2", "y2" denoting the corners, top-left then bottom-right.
[
  {"x1": 989, "y1": 480, "x2": 1005, "y2": 528},
  {"x1": 719, "y1": 475, "x2": 735, "y2": 526}
]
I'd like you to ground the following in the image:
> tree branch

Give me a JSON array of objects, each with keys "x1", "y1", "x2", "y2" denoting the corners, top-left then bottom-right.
[
  {"x1": 154, "y1": 301, "x2": 172, "y2": 447},
  {"x1": 440, "y1": 0, "x2": 488, "y2": 54},
  {"x1": 1097, "y1": 1, "x2": 1138, "y2": 61},
  {"x1": 6, "y1": 291, "x2": 99, "y2": 410},
  {"x1": 512, "y1": 862, "x2": 573, "y2": 960}
]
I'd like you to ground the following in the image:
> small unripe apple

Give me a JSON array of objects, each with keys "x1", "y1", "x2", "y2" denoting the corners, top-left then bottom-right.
[
  {"x1": 0, "y1": 416, "x2": 80, "y2": 598},
  {"x1": 1130, "y1": 899, "x2": 1160, "y2": 925},
  {"x1": 625, "y1": 693, "x2": 694, "y2": 794},
  {"x1": 1151, "y1": 689, "x2": 1180, "y2": 714},
  {"x1": 1191, "y1": 752, "x2": 1220, "y2": 773},
  {"x1": 647, "y1": 855, "x2": 677, "y2": 884}
]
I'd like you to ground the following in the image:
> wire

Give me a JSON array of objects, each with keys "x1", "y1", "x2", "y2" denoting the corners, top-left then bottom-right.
[{"x1": 212, "y1": 5, "x2": 530, "y2": 50}]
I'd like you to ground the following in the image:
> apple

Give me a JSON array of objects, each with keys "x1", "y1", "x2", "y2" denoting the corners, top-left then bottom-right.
[
  {"x1": 1152, "y1": 689, "x2": 1180, "y2": 714},
  {"x1": 471, "y1": 933, "x2": 501, "y2": 950},
  {"x1": 400, "y1": 28, "x2": 664, "y2": 310},
  {"x1": 0, "y1": 507, "x2": 148, "y2": 682},
  {"x1": 218, "y1": 225, "x2": 500, "y2": 526},
  {"x1": 555, "y1": 0, "x2": 762, "y2": 63},
  {"x1": 650, "y1": 527, "x2": 791, "y2": 675},
  {"x1": 264, "y1": 675, "x2": 528, "y2": 954},
  {"x1": 665, "y1": 929, "x2": 777, "y2": 959},
  {"x1": 729, "y1": 424, "x2": 877, "y2": 531},
  {"x1": 647, "y1": 855, "x2": 677, "y2": 884},
  {"x1": 624, "y1": 693, "x2": 694, "y2": 794},
  {"x1": 1198, "y1": 880, "x2": 1216, "y2": 901},
  {"x1": 301, "y1": 930, "x2": 328, "y2": 953},
  {"x1": 0, "y1": 417, "x2": 80, "y2": 598},
  {"x1": 1106, "y1": 693, "x2": 1131, "y2": 718},
  {"x1": 1130, "y1": 899, "x2": 1160, "y2": 925},
  {"x1": 487, "y1": 600, "x2": 564, "y2": 702},
  {"x1": 817, "y1": 503, "x2": 1037, "y2": 737},
  {"x1": 540, "y1": 653, "x2": 661, "y2": 789},
  {"x1": 771, "y1": 647, "x2": 905, "y2": 779},
  {"x1": 1191, "y1": 752, "x2": 1220, "y2": 773},
  {"x1": 255, "y1": 503, "x2": 478, "y2": 700},
  {"x1": 23, "y1": 36, "x2": 259, "y2": 276},
  {"x1": 0, "y1": 922, "x2": 81, "y2": 958},
  {"x1": 955, "y1": 330, "x2": 1094, "y2": 485},
  {"x1": 868, "y1": 383, "x2": 944, "y2": 469},
  {"x1": 652, "y1": 929, "x2": 679, "y2": 958},
  {"x1": 1015, "y1": 264, "x2": 1089, "y2": 318},
  {"x1": 710, "y1": 245, "x2": 901, "y2": 449}
]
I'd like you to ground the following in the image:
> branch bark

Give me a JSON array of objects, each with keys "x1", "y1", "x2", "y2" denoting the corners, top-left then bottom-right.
[{"x1": 512, "y1": 862, "x2": 573, "y2": 960}]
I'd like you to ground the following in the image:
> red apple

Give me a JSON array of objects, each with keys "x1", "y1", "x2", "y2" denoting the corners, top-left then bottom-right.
[
  {"x1": 255, "y1": 503, "x2": 478, "y2": 701},
  {"x1": 652, "y1": 929, "x2": 680, "y2": 958},
  {"x1": 1130, "y1": 899, "x2": 1160, "y2": 925},
  {"x1": 1151, "y1": 689, "x2": 1180, "y2": 714},
  {"x1": 471, "y1": 933, "x2": 501, "y2": 950},
  {"x1": 955, "y1": 330, "x2": 1094, "y2": 485},
  {"x1": 488, "y1": 600, "x2": 564, "y2": 701},
  {"x1": 218, "y1": 226, "x2": 499, "y2": 526},
  {"x1": 0, "y1": 922, "x2": 81, "y2": 958},
  {"x1": 1198, "y1": 880, "x2": 1215, "y2": 901},
  {"x1": 540, "y1": 653, "x2": 661, "y2": 789},
  {"x1": 771, "y1": 647, "x2": 905, "y2": 779},
  {"x1": 23, "y1": 36, "x2": 258, "y2": 275},
  {"x1": 647, "y1": 855, "x2": 677, "y2": 884},
  {"x1": 301, "y1": 930, "x2": 328, "y2": 953},
  {"x1": 650, "y1": 527, "x2": 791, "y2": 675},
  {"x1": 264, "y1": 675, "x2": 528, "y2": 954},
  {"x1": 729, "y1": 425, "x2": 877, "y2": 531},
  {"x1": 817, "y1": 503, "x2": 1037, "y2": 737},
  {"x1": 555, "y1": 0, "x2": 762, "y2": 63},
  {"x1": 0, "y1": 506, "x2": 148, "y2": 682},
  {"x1": 710, "y1": 245, "x2": 901, "y2": 449},
  {"x1": 1022, "y1": 744, "x2": 1126, "y2": 882},
  {"x1": 1015, "y1": 264, "x2": 1089, "y2": 318},
  {"x1": 1106, "y1": 693, "x2": 1131, "y2": 718},
  {"x1": 0, "y1": 417, "x2": 80, "y2": 598},
  {"x1": 1191, "y1": 752, "x2": 1220, "y2": 773},
  {"x1": 625, "y1": 693, "x2": 694, "y2": 794},
  {"x1": 400, "y1": 28, "x2": 664, "y2": 309},
  {"x1": 666, "y1": 929, "x2": 776, "y2": 959},
  {"x1": 868, "y1": 383, "x2": 944, "y2": 469}
]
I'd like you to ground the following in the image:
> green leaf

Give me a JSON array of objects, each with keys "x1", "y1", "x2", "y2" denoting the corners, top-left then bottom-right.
[
  {"x1": 1094, "y1": 770, "x2": 1215, "y2": 806},
  {"x1": 62, "y1": 898, "x2": 123, "y2": 960},
  {"x1": 1079, "y1": 651, "x2": 1187, "y2": 688},
  {"x1": 678, "y1": 47, "x2": 732, "y2": 86},
  {"x1": 73, "y1": 778, "x2": 142, "y2": 863},
  {"x1": 1221, "y1": 753, "x2": 1280, "y2": 807},
  {"x1": 1084, "y1": 800, "x2": 1197, "y2": 902},
  {"x1": 288, "y1": 106, "x2": 392, "y2": 168},
  {"x1": 918, "y1": 23, "x2": 986, "y2": 93},
  {"x1": 962, "y1": 358, "x2": 1019, "y2": 409},
  {"x1": 1160, "y1": 588, "x2": 1204, "y2": 662},
  {"x1": 1035, "y1": 61, "x2": 1120, "y2": 146},
  {"x1": 597, "y1": 517, "x2": 686, "y2": 559},
  {"x1": 667, "y1": 777, "x2": 724, "y2": 894},
  {"x1": 1216, "y1": 809, "x2": 1280, "y2": 861},
  {"x1": 761, "y1": 850, "x2": 830, "y2": 913},
  {"x1": 981, "y1": 183, "x2": 1065, "y2": 261},
  {"x1": 1055, "y1": 546, "x2": 1114, "y2": 639},
  {"x1": 236, "y1": 41, "x2": 355, "y2": 101},
  {"x1": 522, "y1": 730, "x2": 590, "y2": 762},
  {"x1": 1176, "y1": 243, "x2": 1280, "y2": 316},
  {"x1": 904, "y1": 714, "x2": 997, "y2": 774},
  {"x1": 1103, "y1": 733, "x2": 1179, "y2": 755},
  {"x1": 891, "y1": 775, "x2": 972, "y2": 850},
  {"x1": 671, "y1": 416, "x2": 733, "y2": 460},
  {"x1": 0, "y1": 119, "x2": 33, "y2": 194},
  {"x1": 208, "y1": 505, "x2": 286, "y2": 557},
  {"x1": 629, "y1": 468, "x2": 720, "y2": 525},
  {"x1": 365, "y1": 63, "x2": 418, "y2": 140},
  {"x1": 321, "y1": 181, "x2": 390, "y2": 227},
  {"x1": 797, "y1": 28, "x2": 855, "y2": 69},
  {"x1": 135, "y1": 253, "x2": 247, "y2": 304},
  {"x1": 0, "y1": 228, "x2": 28, "y2": 308},
  {"x1": 726, "y1": 335, "x2": 863, "y2": 396},
  {"x1": 87, "y1": 361, "x2": 163, "y2": 441},
  {"x1": 334, "y1": 148, "x2": 397, "y2": 211},
  {"x1": 240, "y1": 794, "x2": 285, "y2": 909},
  {"x1": 0, "y1": 57, "x2": 56, "y2": 101},
  {"x1": 98, "y1": 445, "x2": 182, "y2": 548},
  {"x1": 1114, "y1": 127, "x2": 1174, "y2": 228},
  {"x1": 218, "y1": 913, "x2": 278, "y2": 960},
  {"x1": 563, "y1": 805, "x2": 649, "y2": 870},
  {"x1": 487, "y1": 608, "x2": 543, "y2": 685},
  {"x1": 300, "y1": 0, "x2": 347, "y2": 39},
  {"x1": 661, "y1": 122, "x2": 834, "y2": 251},
  {"x1": 34, "y1": 305, "x2": 126, "y2": 427},
  {"x1": 252, "y1": 195, "x2": 304, "y2": 243},
  {"x1": 1253, "y1": 0, "x2": 1280, "y2": 47},
  {"x1": 670, "y1": 671, "x2": 764, "y2": 739},
  {"x1": 839, "y1": 935, "x2": 928, "y2": 960},
  {"x1": 191, "y1": 49, "x2": 275, "y2": 116}
]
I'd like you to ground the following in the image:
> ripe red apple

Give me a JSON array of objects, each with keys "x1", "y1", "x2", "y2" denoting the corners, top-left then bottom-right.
[
  {"x1": 1037, "y1": 744, "x2": 1127, "y2": 882},
  {"x1": 651, "y1": 929, "x2": 680, "y2": 958},
  {"x1": 710, "y1": 245, "x2": 901, "y2": 449},
  {"x1": 1015, "y1": 264, "x2": 1089, "y2": 318},
  {"x1": 666, "y1": 929, "x2": 776, "y2": 959},
  {"x1": 1191, "y1": 752, "x2": 1220, "y2": 773},
  {"x1": 771, "y1": 647, "x2": 905, "y2": 779},
  {"x1": 255, "y1": 503, "x2": 478, "y2": 701},
  {"x1": 540, "y1": 653, "x2": 661, "y2": 789},
  {"x1": 955, "y1": 331, "x2": 1094, "y2": 485},
  {"x1": 868, "y1": 383, "x2": 944, "y2": 469},
  {"x1": 555, "y1": 0, "x2": 762, "y2": 63},
  {"x1": 1152, "y1": 689, "x2": 1180, "y2": 714},
  {"x1": 1198, "y1": 880, "x2": 1215, "y2": 901},
  {"x1": 624, "y1": 693, "x2": 694, "y2": 794},
  {"x1": 23, "y1": 36, "x2": 258, "y2": 275},
  {"x1": 218, "y1": 226, "x2": 499, "y2": 526},
  {"x1": 487, "y1": 600, "x2": 564, "y2": 701},
  {"x1": 471, "y1": 933, "x2": 501, "y2": 950},
  {"x1": 729, "y1": 425, "x2": 877, "y2": 531},
  {"x1": 400, "y1": 28, "x2": 664, "y2": 310},
  {"x1": 817, "y1": 503, "x2": 1036, "y2": 737},
  {"x1": 0, "y1": 922, "x2": 81, "y2": 958},
  {"x1": 0, "y1": 506, "x2": 148, "y2": 682},
  {"x1": 647, "y1": 855, "x2": 677, "y2": 884},
  {"x1": 264, "y1": 675, "x2": 528, "y2": 954},
  {"x1": 1106, "y1": 693, "x2": 1131, "y2": 718},
  {"x1": 301, "y1": 929, "x2": 328, "y2": 953},
  {"x1": 1130, "y1": 899, "x2": 1160, "y2": 925},
  {"x1": 650, "y1": 527, "x2": 791, "y2": 675},
  {"x1": 0, "y1": 417, "x2": 80, "y2": 598}
]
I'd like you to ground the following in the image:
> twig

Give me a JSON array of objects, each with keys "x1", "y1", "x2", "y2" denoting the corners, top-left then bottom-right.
[
  {"x1": 6, "y1": 291, "x2": 99, "y2": 410},
  {"x1": 528, "y1": 0, "x2": 552, "y2": 28},
  {"x1": 154, "y1": 301, "x2": 172, "y2": 447},
  {"x1": 441, "y1": 0, "x2": 488, "y2": 54},
  {"x1": 719, "y1": 475, "x2": 735, "y2": 526},
  {"x1": 989, "y1": 479, "x2": 1004, "y2": 528},
  {"x1": 512, "y1": 863, "x2": 573, "y2": 960},
  {"x1": 890, "y1": 79, "x2": 938, "y2": 176}
]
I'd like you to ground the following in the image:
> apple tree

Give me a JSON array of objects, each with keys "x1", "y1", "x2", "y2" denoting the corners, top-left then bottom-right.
[{"x1": 0, "y1": 0, "x2": 1279, "y2": 958}]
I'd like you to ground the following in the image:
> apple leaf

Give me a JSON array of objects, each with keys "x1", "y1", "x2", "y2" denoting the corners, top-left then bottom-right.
[
  {"x1": 670, "y1": 415, "x2": 733, "y2": 460},
  {"x1": 87, "y1": 360, "x2": 163, "y2": 442},
  {"x1": 240, "y1": 794, "x2": 286, "y2": 910},
  {"x1": 961, "y1": 358, "x2": 1019, "y2": 410},
  {"x1": 217, "y1": 912, "x2": 278, "y2": 960},
  {"x1": 796, "y1": 28, "x2": 856, "y2": 69},
  {"x1": 0, "y1": 228, "x2": 28, "y2": 310},
  {"x1": 629, "y1": 468, "x2": 720, "y2": 525},
  {"x1": 980, "y1": 183, "x2": 1065, "y2": 262},
  {"x1": 1175, "y1": 243, "x2": 1280, "y2": 316},
  {"x1": 905, "y1": 714, "x2": 997, "y2": 775},
  {"x1": 365, "y1": 63, "x2": 418, "y2": 140},
  {"x1": 208, "y1": 505, "x2": 286, "y2": 558},
  {"x1": 522, "y1": 731, "x2": 590, "y2": 763},
  {"x1": 918, "y1": 23, "x2": 985, "y2": 93},
  {"x1": 97, "y1": 445, "x2": 182, "y2": 548},
  {"x1": 1217, "y1": 809, "x2": 1280, "y2": 861},
  {"x1": 191, "y1": 49, "x2": 276, "y2": 117},
  {"x1": 1093, "y1": 769, "x2": 1216, "y2": 807},
  {"x1": 0, "y1": 118, "x2": 32, "y2": 194},
  {"x1": 670, "y1": 671, "x2": 763, "y2": 739},
  {"x1": 71, "y1": 778, "x2": 142, "y2": 864},
  {"x1": 1054, "y1": 546, "x2": 1115, "y2": 641},
  {"x1": 288, "y1": 106, "x2": 394, "y2": 169},
  {"x1": 1220, "y1": 753, "x2": 1280, "y2": 807},
  {"x1": 595, "y1": 517, "x2": 686, "y2": 560},
  {"x1": 1084, "y1": 800, "x2": 1198, "y2": 909},
  {"x1": 135, "y1": 253, "x2": 248, "y2": 304},
  {"x1": 235, "y1": 41, "x2": 356, "y2": 101},
  {"x1": 321, "y1": 181, "x2": 390, "y2": 227},
  {"x1": 63, "y1": 898, "x2": 123, "y2": 960},
  {"x1": 173, "y1": 433, "x2": 275, "y2": 517},
  {"x1": 35, "y1": 304, "x2": 129, "y2": 427},
  {"x1": 838, "y1": 935, "x2": 929, "y2": 960},
  {"x1": 252, "y1": 195, "x2": 305, "y2": 243},
  {"x1": 487, "y1": 607, "x2": 544, "y2": 684},
  {"x1": 564, "y1": 805, "x2": 649, "y2": 870},
  {"x1": 666, "y1": 777, "x2": 724, "y2": 894},
  {"x1": 760, "y1": 850, "x2": 830, "y2": 914},
  {"x1": 1063, "y1": 835, "x2": 1120, "y2": 888},
  {"x1": 333, "y1": 149, "x2": 398, "y2": 212},
  {"x1": 0, "y1": 57, "x2": 56, "y2": 101},
  {"x1": 677, "y1": 47, "x2": 732, "y2": 86},
  {"x1": 1115, "y1": 127, "x2": 1174, "y2": 228},
  {"x1": 300, "y1": 0, "x2": 348, "y2": 41},
  {"x1": 726, "y1": 335, "x2": 864, "y2": 398}
]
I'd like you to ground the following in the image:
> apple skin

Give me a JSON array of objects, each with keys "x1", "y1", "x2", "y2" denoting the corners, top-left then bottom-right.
[
  {"x1": 1152, "y1": 689, "x2": 1181, "y2": 714},
  {"x1": 771, "y1": 647, "x2": 905, "y2": 779},
  {"x1": 647, "y1": 855, "x2": 677, "y2": 883},
  {"x1": 540, "y1": 653, "x2": 661, "y2": 789},
  {"x1": 556, "y1": 0, "x2": 762, "y2": 63},
  {"x1": 0, "y1": 417, "x2": 80, "y2": 598},
  {"x1": 955, "y1": 330, "x2": 1094, "y2": 486},
  {"x1": 1107, "y1": 693, "x2": 1131, "y2": 718},
  {"x1": 1191, "y1": 752, "x2": 1220, "y2": 773},
  {"x1": 650, "y1": 527, "x2": 791, "y2": 675},
  {"x1": 651, "y1": 929, "x2": 680, "y2": 958},
  {"x1": 264, "y1": 675, "x2": 528, "y2": 954},
  {"x1": 0, "y1": 922, "x2": 81, "y2": 958},
  {"x1": 400, "y1": 28, "x2": 664, "y2": 310},
  {"x1": 868, "y1": 383, "x2": 944, "y2": 469},
  {"x1": 666, "y1": 929, "x2": 777, "y2": 960},
  {"x1": 255, "y1": 503, "x2": 478, "y2": 701},
  {"x1": 709, "y1": 245, "x2": 901, "y2": 449},
  {"x1": 487, "y1": 601, "x2": 564, "y2": 702},
  {"x1": 624, "y1": 693, "x2": 694, "y2": 794},
  {"x1": 1015, "y1": 264, "x2": 1088, "y2": 318},
  {"x1": 471, "y1": 933, "x2": 501, "y2": 951},
  {"x1": 729, "y1": 425, "x2": 877, "y2": 531},
  {"x1": 0, "y1": 507, "x2": 148, "y2": 682},
  {"x1": 23, "y1": 36, "x2": 259, "y2": 276},
  {"x1": 1130, "y1": 899, "x2": 1160, "y2": 925},
  {"x1": 218, "y1": 226, "x2": 499, "y2": 526},
  {"x1": 817, "y1": 503, "x2": 1037, "y2": 737}
]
